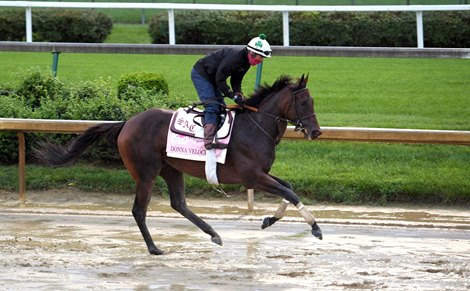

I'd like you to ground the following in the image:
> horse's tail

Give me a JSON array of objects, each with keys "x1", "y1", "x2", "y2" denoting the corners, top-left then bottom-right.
[{"x1": 34, "y1": 122, "x2": 126, "y2": 167}]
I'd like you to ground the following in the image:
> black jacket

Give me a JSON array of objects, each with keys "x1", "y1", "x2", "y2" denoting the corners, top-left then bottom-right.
[{"x1": 193, "y1": 47, "x2": 250, "y2": 98}]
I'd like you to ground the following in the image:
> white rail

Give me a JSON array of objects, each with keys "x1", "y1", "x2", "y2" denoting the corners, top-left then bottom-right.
[{"x1": 1, "y1": 2, "x2": 470, "y2": 47}]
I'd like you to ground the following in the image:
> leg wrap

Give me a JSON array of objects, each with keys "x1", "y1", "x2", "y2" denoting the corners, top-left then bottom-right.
[
  {"x1": 261, "y1": 199, "x2": 290, "y2": 230},
  {"x1": 296, "y1": 202, "x2": 315, "y2": 225},
  {"x1": 274, "y1": 199, "x2": 290, "y2": 219}
]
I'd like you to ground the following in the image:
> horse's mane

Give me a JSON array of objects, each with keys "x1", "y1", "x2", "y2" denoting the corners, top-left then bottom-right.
[{"x1": 245, "y1": 75, "x2": 293, "y2": 108}]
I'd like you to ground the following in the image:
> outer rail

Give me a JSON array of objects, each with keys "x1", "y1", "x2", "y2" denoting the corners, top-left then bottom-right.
[{"x1": 1, "y1": 42, "x2": 470, "y2": 59}]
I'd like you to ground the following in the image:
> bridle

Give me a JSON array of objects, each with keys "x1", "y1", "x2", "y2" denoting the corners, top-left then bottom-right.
[{"x1": 247, "y1": 86, "x2": 316, "y2": 145}]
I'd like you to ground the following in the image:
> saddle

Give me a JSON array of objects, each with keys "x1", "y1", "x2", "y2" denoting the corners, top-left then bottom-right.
[{"x1": 170, "y1": 107, "x2": 235, "y2": 140}]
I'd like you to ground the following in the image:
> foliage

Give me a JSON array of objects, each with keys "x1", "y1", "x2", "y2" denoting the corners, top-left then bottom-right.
[
  {"x1": 148, "y1": 10, "x2": 470, "y2": 47},
  {"x1": 117, "y1": 71, "x2": 169, "y2": 99},
  {"x1": 0, "y1": 9, "x2": 112, "y2": 42},
  {"x1": 0, "y1": 9, "x2": 25, "y2": 41},
  {"x1": 0, "y1": 93, "x2": 34, "y2": 164},
  {"x1": 15, "y1": 67, "x2": 67, "y2": 108},
  {"x1": 148, "y1": 11, "x2": 281, "y2": 45},
  {"x1": 0, "y1": 68, "x2": 179, "y2": 164}
]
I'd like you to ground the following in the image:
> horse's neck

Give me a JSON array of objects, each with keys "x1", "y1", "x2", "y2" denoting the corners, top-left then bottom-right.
[
  {"x1": 259, "y1": 90, "x2": 287, "y2": 117},
  {"x1": 251, "y1": 91, "x2": 289, "y2": 144}
]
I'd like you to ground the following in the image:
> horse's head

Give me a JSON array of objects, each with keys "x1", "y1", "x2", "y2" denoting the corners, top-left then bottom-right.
[
  {"x1": 286, "y1": 74, "x2": 322, "y2": 140},
  {"x1": 245, "y1": 74, "x2": 321, "y2": 141}
]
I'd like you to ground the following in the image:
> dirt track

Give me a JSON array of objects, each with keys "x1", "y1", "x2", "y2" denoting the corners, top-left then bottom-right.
[{"x1": 1, "y1": 190, "x2": 469, "y2": 290}]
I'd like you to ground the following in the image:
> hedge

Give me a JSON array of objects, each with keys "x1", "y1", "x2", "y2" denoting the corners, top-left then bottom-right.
[
  {"x1": 148, "y1": 11, "x2": 470, "y2": 47},
  {"x1": 0, "y1": 9, "x2": 112, "y2": 42},
  {"x1": 0, "y1": 67, "x2": 187, "y2": 164},
  {"x1": 117, "y1": 72, "x2": 169, "y2": 100}
]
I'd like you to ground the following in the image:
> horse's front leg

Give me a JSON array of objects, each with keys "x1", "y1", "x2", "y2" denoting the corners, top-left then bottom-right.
[
  {"x1": 261, "y1": 175, "x2": 292, "y2": 229},
  {"x1": 255, "y1": 174, "x2": 323, "y2": 240},
  {"x1": 261, "y1": 199, "x2": 289, "y2": 229}
]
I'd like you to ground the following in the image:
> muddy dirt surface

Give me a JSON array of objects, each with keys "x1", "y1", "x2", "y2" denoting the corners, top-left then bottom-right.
[{"x1": 1, "y1": 190, "x2": 469, "y2": 290}]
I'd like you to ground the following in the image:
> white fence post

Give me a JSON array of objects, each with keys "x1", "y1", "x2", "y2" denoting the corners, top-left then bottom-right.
[
  {"x1": 168, "y1": 8, "x2": 175, "y2": 45},
  {"x1": 25, "y1": 7, "x2": 32, "y2": 43},
  {"x1": 282, "y1": 11, "x2": 290, "y2": 47},
  {"x1": 416, "y1": 11, "x2": 424, "y2": 48}
]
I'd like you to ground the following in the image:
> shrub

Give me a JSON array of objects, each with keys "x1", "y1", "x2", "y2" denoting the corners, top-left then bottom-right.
[
  {"x1": 34, "y1": 9, "x2": 113, "y2": 43},
  {"x1": 0, "y1": 94, "x2": 34, "y2": 164},
  {"x1": 148, "y1": 11, "x2": 283, "y2": 45},
  {"x1": 0, "y1": 9, "x2": 112, "y2": 42},
  {"x1": 117, "y1": 71, "x2": 169, "y2": 99},
  {"x1": 0, "y1": 9, "x2": 25, "y2": 41},
  {"x1": 423, "y1": 11, "x2": 470, "y2": 48},
  {"x1": 1, "y1": 68, "x2": 186, "y2": 165},
  {"x1": 15, "y1": 67, "x2": 67, "y2": 108}
]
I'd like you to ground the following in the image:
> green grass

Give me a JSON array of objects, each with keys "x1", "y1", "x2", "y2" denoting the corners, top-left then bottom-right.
[
  {"x1": 105, "y1": 24, "x2": 152, "y2": 44},
  {"x1": 1, "y1": 52, "x2": 469, "y2": 130},
  {"x1": 272, "y1": 141, "x2": 470, "y2": 204}
]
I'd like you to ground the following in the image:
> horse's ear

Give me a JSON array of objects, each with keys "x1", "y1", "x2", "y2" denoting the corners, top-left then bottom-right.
[{"x1": 299, "y1": 73, "x2": 308, "y2": 87}]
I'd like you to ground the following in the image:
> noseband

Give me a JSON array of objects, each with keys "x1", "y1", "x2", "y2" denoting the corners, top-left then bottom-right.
[{"x1": 246, "y1": 86, "x2": 316, "y2": 144}]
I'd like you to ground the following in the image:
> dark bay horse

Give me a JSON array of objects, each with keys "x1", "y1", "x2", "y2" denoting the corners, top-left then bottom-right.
[{"x1": 35, "y1": 74, "x2": 322, "y2": 255}]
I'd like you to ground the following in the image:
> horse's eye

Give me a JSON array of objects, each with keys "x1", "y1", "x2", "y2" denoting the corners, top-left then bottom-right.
[{"x1": 300, "y1": 97, "x2": 309, "y2": 106}]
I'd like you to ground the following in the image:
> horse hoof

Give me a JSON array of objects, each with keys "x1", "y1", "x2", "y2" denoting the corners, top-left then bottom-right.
[
  {"x1": 311, "y1": 222, "x2": 323, "y2": 240},
  {"x1": 149, "y1": 248, "x2": 165, "y2": 255},
  {"x1": 211, "y1": 236, "x2": 223, "y2": 246},
  {"x1": 261, "y1": 217, "x2": 271, "y2": 229}
]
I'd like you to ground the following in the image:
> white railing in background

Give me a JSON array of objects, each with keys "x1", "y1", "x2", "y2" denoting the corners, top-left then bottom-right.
[{"x1": 1, "y1": 2, "x2": 470, "y2": 48}]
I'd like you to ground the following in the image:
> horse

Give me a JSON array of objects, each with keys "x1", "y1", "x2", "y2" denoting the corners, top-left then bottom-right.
[{"x1": 34, "y1": 74, "x2": 323, "y2": 255}]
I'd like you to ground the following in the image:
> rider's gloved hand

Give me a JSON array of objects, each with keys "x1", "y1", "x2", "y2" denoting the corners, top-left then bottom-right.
[{"x1": 233, "y1": 93, "x2": 245, "y2": 105}]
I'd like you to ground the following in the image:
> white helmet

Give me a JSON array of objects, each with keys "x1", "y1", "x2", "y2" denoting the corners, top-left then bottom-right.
[{"x1": 247, "y1": 33, "x2": 272, "y2": 58}]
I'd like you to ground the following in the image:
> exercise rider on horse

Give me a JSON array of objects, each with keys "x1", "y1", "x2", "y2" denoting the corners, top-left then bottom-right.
[{"x1": 191, "y1": 34, "x2": 272, "y2": 150}]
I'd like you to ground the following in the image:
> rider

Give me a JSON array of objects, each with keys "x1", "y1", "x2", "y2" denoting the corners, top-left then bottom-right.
[{"x1": 191, "y1": 33, "x2": 272, "y2": 150}]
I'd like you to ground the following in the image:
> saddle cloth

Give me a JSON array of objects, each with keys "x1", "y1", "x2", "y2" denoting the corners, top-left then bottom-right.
[{"x1": 166, "y1": 107, "x2": 236, "y2": 164}]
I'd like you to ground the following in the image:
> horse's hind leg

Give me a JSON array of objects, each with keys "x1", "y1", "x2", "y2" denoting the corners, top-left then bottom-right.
[
  {"x1": 132, "y1": 179, "x2": 164, "y2": 255},
  {"x1": 160, "y1": 164, "x2": 223, "y2": 246},
  {"x1": 120, "y1": 144, "x2": 163, "y2": 254}
]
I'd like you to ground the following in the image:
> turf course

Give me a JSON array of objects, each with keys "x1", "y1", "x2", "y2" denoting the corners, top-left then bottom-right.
[{"x1": 1, "y1": 52, "x2": 469, "y2": 130}]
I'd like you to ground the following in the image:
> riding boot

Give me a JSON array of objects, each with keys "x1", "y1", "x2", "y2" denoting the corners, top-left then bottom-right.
[{"x1": 203, "y1": 123, "x2": 217, "y2": 150}]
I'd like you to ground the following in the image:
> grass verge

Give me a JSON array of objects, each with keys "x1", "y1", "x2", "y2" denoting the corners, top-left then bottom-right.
[{"x1": 1, "y1": 141, "x2": 469, "y2": 205}]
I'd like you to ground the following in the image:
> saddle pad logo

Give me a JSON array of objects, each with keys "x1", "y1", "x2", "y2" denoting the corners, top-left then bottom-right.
[{"x1": 170, "y1": 108, "x2": 234, "y2": 139}]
